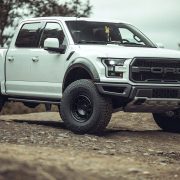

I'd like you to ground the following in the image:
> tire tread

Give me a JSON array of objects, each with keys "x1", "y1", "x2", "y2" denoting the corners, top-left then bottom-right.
[{"x1": 60, "y1": 79, "x2": 112, "y2": 134}]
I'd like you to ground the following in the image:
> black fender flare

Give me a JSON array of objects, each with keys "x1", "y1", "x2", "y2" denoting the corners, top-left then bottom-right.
[{"x1": 62, "y1": 58, "x2": 100, "y2": 91}]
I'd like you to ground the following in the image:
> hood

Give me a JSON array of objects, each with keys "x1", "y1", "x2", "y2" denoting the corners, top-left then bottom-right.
[{"x1": 78, "y1": 44, "x2": 180, "y2": 59}]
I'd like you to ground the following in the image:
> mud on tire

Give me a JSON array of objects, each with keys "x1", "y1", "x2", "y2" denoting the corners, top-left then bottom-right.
[{"x1": 60, "y1": 79, "x2": 112, "y2": 134}]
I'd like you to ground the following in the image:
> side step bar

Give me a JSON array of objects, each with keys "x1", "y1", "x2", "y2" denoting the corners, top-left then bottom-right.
[{"x1": 8, "y1": 97, "x2": 61, "y2": 105}]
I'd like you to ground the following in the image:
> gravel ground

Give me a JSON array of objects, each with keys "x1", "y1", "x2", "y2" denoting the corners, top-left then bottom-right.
[{"x1": 0, "y1": 112, "x2": 180, "y2": 179}]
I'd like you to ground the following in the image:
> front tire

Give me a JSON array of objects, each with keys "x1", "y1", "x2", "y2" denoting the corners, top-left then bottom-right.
[
  {"x1": 153, "y1": 112, "x2": 180, "y2": 133},
  {"x1": 60, "y1": 79, "x2": 112, "y2": 134}
]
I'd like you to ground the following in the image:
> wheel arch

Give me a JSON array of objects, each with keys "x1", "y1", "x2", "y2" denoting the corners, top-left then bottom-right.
[{"x1": 62, "y1": 59, "x2": 100, "y2": 92}]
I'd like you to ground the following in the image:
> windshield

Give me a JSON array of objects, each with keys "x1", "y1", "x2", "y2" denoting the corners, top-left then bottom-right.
[{"x1": 66, "y1": 21, "x2": 156, "y2": 48}]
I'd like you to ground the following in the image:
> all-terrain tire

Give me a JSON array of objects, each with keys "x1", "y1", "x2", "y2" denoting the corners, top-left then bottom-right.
[
  {"x1": 60, "y1": 79, "x2": 112, "y2": 134},
  {"x1": 153, "y1": 112, "x2": 180, "y2": 133},
  {"x1": 0, "y1": 97, "x2": 5, "y2": 112}
]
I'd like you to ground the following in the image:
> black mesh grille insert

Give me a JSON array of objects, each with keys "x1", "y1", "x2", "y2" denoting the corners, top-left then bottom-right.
[
  {"x1": 152, "y1": 89, "x2": 178, "y2": 98},
  {"x1": 130, "y1": 58, "x2": 180, "y2": 83}
]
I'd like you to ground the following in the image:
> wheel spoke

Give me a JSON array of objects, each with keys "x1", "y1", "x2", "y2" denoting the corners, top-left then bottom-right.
[{"x1": 71, "y1": 94, "x2": 93, "y2": 122}]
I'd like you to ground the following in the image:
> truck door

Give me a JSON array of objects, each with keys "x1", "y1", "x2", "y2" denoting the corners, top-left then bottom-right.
[
  {"x1": 5, "y1": 22, "x2": 43, "y2": 96},
  {"x1": 28, "y1": 21, "x2": 69, "y2": 99}
]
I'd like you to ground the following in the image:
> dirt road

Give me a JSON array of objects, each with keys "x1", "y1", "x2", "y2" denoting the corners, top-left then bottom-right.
[{"x1": 0, "y1": 112, "x2": 180, "y2": 180}]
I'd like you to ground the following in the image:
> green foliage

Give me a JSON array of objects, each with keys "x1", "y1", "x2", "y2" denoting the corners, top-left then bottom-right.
[{"x1": 0, "y1": 0, "x2": 92, "y2": 47}]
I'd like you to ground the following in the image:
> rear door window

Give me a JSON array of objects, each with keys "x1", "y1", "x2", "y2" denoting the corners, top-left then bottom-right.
[{"x1": 15, "y1": 23, "x2": 41, "y2": 48}]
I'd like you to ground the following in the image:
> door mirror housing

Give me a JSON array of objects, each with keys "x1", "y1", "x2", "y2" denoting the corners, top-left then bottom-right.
[{"x1": 44, "y1": 38, "x2": 66, "y2": 54}]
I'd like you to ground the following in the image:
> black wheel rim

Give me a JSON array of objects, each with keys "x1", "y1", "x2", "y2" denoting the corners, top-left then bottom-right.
[{"x1": 71, "y1": 94, "x2": 93, "y2": 123}]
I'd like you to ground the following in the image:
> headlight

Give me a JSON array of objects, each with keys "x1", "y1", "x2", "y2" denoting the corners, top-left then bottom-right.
[
  {"x1": 104, "y1": 59, "x2": 126, "y2": 66},
  {"x1": 102, "y1": 58, "x2": 126, "y2": 77}
]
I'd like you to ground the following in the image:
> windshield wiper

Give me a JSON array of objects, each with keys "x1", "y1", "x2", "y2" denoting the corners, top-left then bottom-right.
[
  {"x1": 106, "y1": 41, "x2": 122, "y2": 45},
  {"x1": 77, "y1": 40, "x2": 107, "y2": 44},
  {"x1": 122, "y1": 42, "x2": 146, "y2": 47},
  {"x1": 77, "y1": 40, "x2": 148, "y2": 47}
]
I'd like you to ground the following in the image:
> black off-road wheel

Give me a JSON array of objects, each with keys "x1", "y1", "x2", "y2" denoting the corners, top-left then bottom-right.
[
  {"x1": 153, "y1": 112, "x2": 180, "y2": 133},
  {"x1": 60, "y1": 79, "x2": 112, "y2": 134}
]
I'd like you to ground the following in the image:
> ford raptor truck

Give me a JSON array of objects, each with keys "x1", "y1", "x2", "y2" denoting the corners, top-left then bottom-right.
[{"x1": 1, "y1": 17, "x2": 180, "y2": 134}]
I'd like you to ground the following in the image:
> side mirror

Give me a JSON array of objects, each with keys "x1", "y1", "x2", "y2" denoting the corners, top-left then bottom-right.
[
  {"x1": 44, "y1": 38, "x2": 66, "y2": 54},
  {"x1": 156, "y1": 43, "x2": 164, "y2": 48}
]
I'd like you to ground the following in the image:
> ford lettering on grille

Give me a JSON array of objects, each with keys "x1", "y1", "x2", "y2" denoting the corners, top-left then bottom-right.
[
  {"x1": 132, "y1": 67, "x2": 180, "y2": 74},
  {"x1": 130, "y1": 58, "x2": 180, "y2": 83}
]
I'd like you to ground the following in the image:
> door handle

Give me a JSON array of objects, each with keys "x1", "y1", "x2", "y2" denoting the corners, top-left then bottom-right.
[
  {"x1": 8, "y1": 56, "x2": 14, "y2": 62},
  {"x1": 32, "y1": 57, "x2": 39, "y2": 62}
]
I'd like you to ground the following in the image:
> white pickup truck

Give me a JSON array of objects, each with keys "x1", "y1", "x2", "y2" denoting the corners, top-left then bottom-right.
[{"x1": 1, "y1": 17, "x2": 180, "y2": 134}]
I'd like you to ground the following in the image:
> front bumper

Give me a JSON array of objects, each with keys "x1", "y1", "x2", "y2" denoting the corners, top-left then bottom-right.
[
  {"x1": 95, "y1": 83, "x2": 131, "y2": 97},
  {"x1": 96, "y1": 82, "x2": 180, "y2": 98},
  {"x1": 95, "y1": 82, "x2": 180, "y2": 112}
]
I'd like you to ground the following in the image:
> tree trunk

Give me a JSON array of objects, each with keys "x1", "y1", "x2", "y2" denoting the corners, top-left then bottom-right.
[{"x1": 0, "y1": 30, "x2": 4, "y2": 47}]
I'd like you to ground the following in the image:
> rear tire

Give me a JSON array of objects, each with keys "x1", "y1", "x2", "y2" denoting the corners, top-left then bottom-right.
[
  {"x1": 153, "y1": 112, "x2": 180, "y2": 133},
  {"x1": 60, "y1": 79, "x2": 112, "y2": 134},
  {"x1": 0, "y1": 97, "x2": 5, "y2": 112}
]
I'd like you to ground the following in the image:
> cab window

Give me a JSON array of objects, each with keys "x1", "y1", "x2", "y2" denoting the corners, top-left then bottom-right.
[
  {"x1": 119, "y1": 28, "x2": 146, "y2": 45},
  {"x1": 40, "y1": 22, "x2": 67, "y2": 48},
  {"x1": 15, "y1": 23, "x2": 41, "y2": 48}
]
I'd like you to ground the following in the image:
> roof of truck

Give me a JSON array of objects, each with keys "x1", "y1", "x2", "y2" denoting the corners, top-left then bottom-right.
[{"x1": 21, "y1": 17, "x2": 129, "y2": 24}]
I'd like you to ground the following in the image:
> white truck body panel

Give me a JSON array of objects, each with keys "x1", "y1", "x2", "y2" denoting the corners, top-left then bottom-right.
[
  {"x1": 2, "y1": 17, "x2": 180, "y2": 134},
  {"x1": 1, "y1": 17, "x2": 180, "y2": 99}
]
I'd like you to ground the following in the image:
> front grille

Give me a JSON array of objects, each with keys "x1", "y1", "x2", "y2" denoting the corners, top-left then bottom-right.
[
  {"x1": 130, "y1": 58, "x2": 180, "y2": 83},
  {"x1": 152, "y1": 89, "x2": 179, "y2": 98}
]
